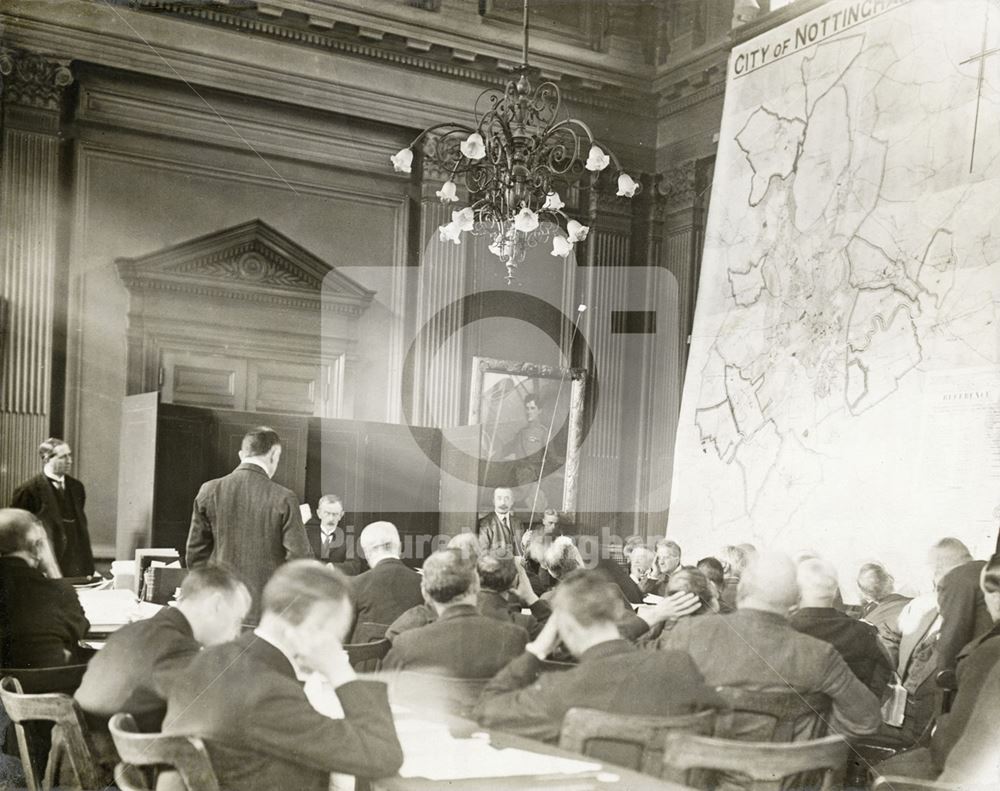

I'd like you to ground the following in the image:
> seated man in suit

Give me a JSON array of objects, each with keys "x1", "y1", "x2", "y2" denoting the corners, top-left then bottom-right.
[
  {"x1": 349, "y1": 521, "x2": 423, "y2": 642},
  {"x1": 306, "y1": 494, "x2": 348, "y2": 564},
  {"x1": 473, "y1": 569, "x2": 722, "y2": 742},
  {"x1": 651, "y1": 550, "x2": 882, "y2": 739},
  {"x1": 935, "y1": 652, "x2": 1000, "y2": 787},
  {"x1": 696, "y1": 556, "x2": 734, "y2": 613},
  {"x1": 0, "y1": 508, "x2": 89, "y2": 668},
  {"x1": 856, "y1": 561, "x2": 911, "y2": 667},
  {"x1": 75, "y1": 564, "x2": 251, "y2": 735},
  {"x1": 875, "y1": 552, "x2": 1000, "y2": 780},
  {"x1": 790, "y1": 557, "x2": 892, "y2": 697},
  {"x1": 163, "y1": 560, "x2": 403, "y2": 791},
  {"x1": 476, "y1": 487, "x2": 522, "y2": 555},
  {"x1": 929, "y1": 537, "x2": 992, "y2": 674},
  {"x1": 383, "y1": 548, "x2": 527, "y2": 677}
]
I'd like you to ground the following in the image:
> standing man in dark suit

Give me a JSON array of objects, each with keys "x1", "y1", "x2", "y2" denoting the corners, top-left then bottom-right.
[
  {"x1": 163, "y1": 561, "x2": 403, "y2": 791},
  {"x1": 929, "y1": 537, "x2": 992, "y2": 673},
  {"x1": 349, "y1": 521, "x2": 422, "y2": 642},
  {"x1": 476, "y1": 486, "x2": 523, "y2": 555},
  {"x1": 473, "y1": 569, "x2": 722, "y2": 743},
  {"x1": 0, "y1": 508, "x2": 89, "y2": 668},
  {"x1": 383, "y1": 548, "x2": 528, "y2": 678},
  {"x1": 10, "y1": 437, "x2": 95, "y2": 578},
  {"x1": 186, "y1": 426, "x2": 312, "y2": 624},
  {"x1": 75, "y1": 564, "x2": 251, "y2": 735}
]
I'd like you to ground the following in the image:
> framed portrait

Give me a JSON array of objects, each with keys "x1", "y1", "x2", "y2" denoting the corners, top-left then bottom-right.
[{"x1": 468, "y1": 356, "x2": 587, "y2": 519}]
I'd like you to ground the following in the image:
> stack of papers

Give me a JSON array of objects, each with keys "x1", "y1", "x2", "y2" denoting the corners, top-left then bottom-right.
[
  {"x1": 395, "y1": 719, "x2": 601, "y2": 781},
  {"x1": 76, "y1": 589, "x2": 159, "y2": 631}
]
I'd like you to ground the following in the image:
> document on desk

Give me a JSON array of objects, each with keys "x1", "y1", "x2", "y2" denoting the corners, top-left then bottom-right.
[{"x1": 396, "y1": 720, "x2": 601, "y2": 780}]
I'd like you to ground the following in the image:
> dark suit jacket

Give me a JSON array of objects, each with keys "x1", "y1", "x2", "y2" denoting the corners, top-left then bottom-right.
[
  {"x1": 304, "y1": 521, "x2": 349, "y2": 565},
  {"x1": 936, "y1": 560, "x2": 992, "y2": 673},
  {"x1": 350, "y1": 557, "x2": 423, "y2": 642},
  {"x1": 790, "y1": 607, "x2": 893, "y2": 696},
  {"x1": 476, "y1": 512, "x2": 523, "y2": 555},
  {"x1": 930, "y1": 621, "x2": 1000, "y2": 769},
  {"x1": 383, "y1": 604, "x2": 528, "y2": 678},
  {"x1": 653, "y1": 608, "x2": 882, "y2": 738},
  {"x1": 937, "y1": 653, "x2": 1000, "y2": 787},
  {"x1": 596, "y1": 559, "x2": 645, "y2": 604},
  {"x1": 10, "y1": 473, "x2": 95, "y2": 577},
  {"x1": 162, "y1": 632, "x2": 403, "y2": 791},
  {"x1": 0, "y1": 556, "x2": 89, "y2": 668},
  {"x1": 74, "y1": 606, "x2": 199, "y2": 732},
  {"x1": 474, "y1": 639, "x2": 723, "y2": 743},
  {"x1": 186, "y1": 463, "x2": 312, "y2": 623},
  {"x1": 385, "y1": 591, "x2": 551, "y2": 641}
]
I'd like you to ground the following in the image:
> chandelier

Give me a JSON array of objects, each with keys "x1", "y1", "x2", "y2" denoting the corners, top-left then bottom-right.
[{"x1": 390, "y1": 0, "x2": 639, "y2": 284}]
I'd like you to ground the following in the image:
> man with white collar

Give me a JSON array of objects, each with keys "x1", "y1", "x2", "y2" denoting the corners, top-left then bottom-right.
[
  {"x1": 11, "y1": 437, "x2": 95, "y2": 578},
  {"x1": 186, "y1": 426, "x2": 312, "y2": 624},
  {"x1": 477, "y1": 486, "x2": 523, "y2": 556},
  {"x1": 163, "y1": 561, "x2": 403, "y2": 791}
]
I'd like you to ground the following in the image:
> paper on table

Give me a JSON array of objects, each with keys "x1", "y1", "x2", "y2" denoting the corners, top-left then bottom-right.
[
  {"x1": 300, "y1": 503, "x2": 312, "y2": 523},
  {"x1": 76, "y1": 590, "x2": 140, "y2": 628},
  {"x1": 397, "y1": 722, "x2": 601, "y2": 781}
]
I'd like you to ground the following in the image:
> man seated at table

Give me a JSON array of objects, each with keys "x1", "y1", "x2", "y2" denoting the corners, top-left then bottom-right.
[
  {"x1": 349, "y1": 521, "x2": 423, "y2": 642},
  {"x1": 163, "y1": 560, "x2": 403, "y2": 791},
  {"x1": 75, "y1": 564, "x2": 251, "y2": 736},
  {"x1": 387, "y1": 550, "x2": 551, "y2": 641},
  {"x1": 473, "y1": 569, "x2": 722, "y2": 742},
  {"x1": 0, "y1": 508, "x2": 89, "y2": 668},
  {"x1": 790, "y1": 557, "x2": 892, "y2": 697},
  {"x1": 651, "y1": 549, "x2": 882, "y2": 739},
  {"x1": 383, "y1": 548, "x2": 528, "y2": 677}
]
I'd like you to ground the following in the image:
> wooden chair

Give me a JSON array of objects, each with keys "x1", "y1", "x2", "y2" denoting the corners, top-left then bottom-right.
[
  {"x1": 935, "y1": 669, "x2": 957, "y2": 715},
  {"x1": 661, "y1": 732, "x2": 848, "y2": 791},
  {"x1": 559, "y1": 708, "x2": 715, "y2": 776},
  {"x1": 872, "y1": 775, "x2": 967, "y2": 791},
  {"x1": 0, "y1": 665, "x2": 90, "y2": 696},
  {"x1": 0, "y1": 676, "x2": 102, "y2": 791},
  {"x1": 113, "y1": 762, "x2": 152, "y2": 791},
  {"x1": 344, "y1": 638, "x2": 391, "y2": 672},
  {"x1": 109, "y1": 712, "x2": 219, "y2": 791},
  {"x1": 713, "y1": 687, "x2": 831, "y2": 741}
]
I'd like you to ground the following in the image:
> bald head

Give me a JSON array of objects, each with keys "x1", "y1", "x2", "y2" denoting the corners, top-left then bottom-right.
[
  {"x1": 737, "y1": 550, "x2": 798, "y2": 614},
  {"x1": 797, "y1": 558, "x2": 839, "y2": 607},
  {"x1": 929, "y1": 537, "x2": 974, "y2": 583}
]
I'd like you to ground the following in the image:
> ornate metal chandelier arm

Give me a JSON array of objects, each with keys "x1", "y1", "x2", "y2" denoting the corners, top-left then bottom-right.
[
  {"x1": 408, "y1": 122, "x2": 477, "y2": 150},
  {"x1": 545, "y1": 118, "x2": 596, "y2": 146}
]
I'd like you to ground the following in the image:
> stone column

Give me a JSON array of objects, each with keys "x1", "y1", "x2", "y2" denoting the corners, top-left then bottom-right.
[{"x1": 0, "y1": 48, "x2": 73, "y2": 503}]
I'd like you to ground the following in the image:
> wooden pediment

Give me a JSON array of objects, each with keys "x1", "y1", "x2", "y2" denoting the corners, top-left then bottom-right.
[{"x1": 116, "y1": 219, "x2": 375, "y2": 316}]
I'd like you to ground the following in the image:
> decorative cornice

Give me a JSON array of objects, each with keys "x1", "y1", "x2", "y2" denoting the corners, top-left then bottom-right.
[
  {"x1": 128, "y1": 1, "x2": 650, "y2": 115},
  {"x1": 0, "y1": 46, "x2": 73, "y2": 110}
]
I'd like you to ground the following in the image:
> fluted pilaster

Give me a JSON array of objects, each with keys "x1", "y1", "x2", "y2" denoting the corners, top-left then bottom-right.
[{"x1": 0, "y1": 48, "x2": 72, "y2": 502}]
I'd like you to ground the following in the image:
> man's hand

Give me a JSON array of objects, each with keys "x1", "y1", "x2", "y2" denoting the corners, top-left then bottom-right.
[
  {"x1": 509, "y1": 558, "x2": 539, "y2": 606},
  {"x1": 526, "y1": 615, "x2": 560, "y2": 660},
  {"x1": 296, "y1": 631, "x2": 357, "y2": 689},
  {"x1": 638, "y1": 591, "x2": 701, "y2": 626}
]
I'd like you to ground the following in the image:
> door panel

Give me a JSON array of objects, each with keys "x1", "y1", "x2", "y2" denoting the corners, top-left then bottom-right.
[{"x1": 161, "y1": 351, "x2": 247, "y2": 411}]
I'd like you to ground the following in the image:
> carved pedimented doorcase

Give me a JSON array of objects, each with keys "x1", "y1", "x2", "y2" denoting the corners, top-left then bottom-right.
[{"x1": 116, "y1": 219, "x2": 374, "y2": 417}]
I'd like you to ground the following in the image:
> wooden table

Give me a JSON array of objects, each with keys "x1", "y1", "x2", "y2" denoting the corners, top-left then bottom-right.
[{"x1": 371, "y1": 713, "x2": 696, "y2": 791}]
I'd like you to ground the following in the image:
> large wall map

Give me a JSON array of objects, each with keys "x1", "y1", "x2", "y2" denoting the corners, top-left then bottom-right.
[{"x1": 668, "y1": 0, "x2": 1000, "y2": 592}]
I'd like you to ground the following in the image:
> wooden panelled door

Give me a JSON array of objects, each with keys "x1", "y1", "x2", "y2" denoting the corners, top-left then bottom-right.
[{"x1": 160, "y1": 350, "x2": 336, "y2": 417}]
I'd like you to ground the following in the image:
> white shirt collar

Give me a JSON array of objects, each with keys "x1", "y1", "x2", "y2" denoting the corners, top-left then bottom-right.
[{"x1": 46, "y1": 474, "x2": 66, "y2": 485}]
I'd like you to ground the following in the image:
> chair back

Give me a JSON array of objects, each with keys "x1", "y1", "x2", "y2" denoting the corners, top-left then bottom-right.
[
  {"x1": 114, "y1": 762, "x2": 153, "y2": 791},
  {"x1": 661, "y1": 732, "x2": 847, "y2": 791},
  {"x1": 0, "y1": 675, "x2": 102, "y2": 791},
  {"x1": 0, "y1": 665, "x2": 89, "y2": 695},
  {"x1": 351, "y1": 621, "x2": 389, "y2": 643},
  {"x1": 559, "y1": 708, "x2": 715, "y2": 776},
  {"x1": 713, "y1": 687, "x2": 831, "y2": 741},
  {"x1": 344, "y1": 638, "x2": 391, "y2": 672},
  {"x1": 108, "y1": 712, "x2": 219, "y2": 791},
  {"x1": 382, "y1": 670, "x2": 489, "y2": 718}
]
